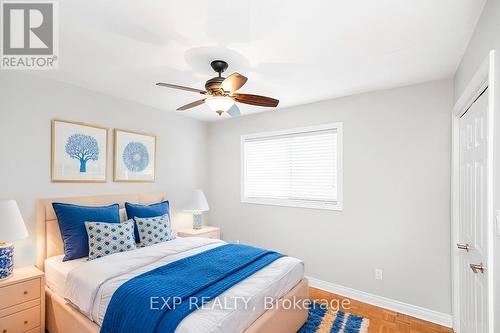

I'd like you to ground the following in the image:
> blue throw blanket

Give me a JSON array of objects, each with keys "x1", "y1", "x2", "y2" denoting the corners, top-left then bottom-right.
[{"x1": 100, "y1": 244, "x2": 284, "y2": 333}]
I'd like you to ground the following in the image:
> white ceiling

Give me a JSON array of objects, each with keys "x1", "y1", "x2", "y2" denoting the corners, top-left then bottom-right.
[{"x1": 34, "y1": 0, "x2": 485, "y2": 121}]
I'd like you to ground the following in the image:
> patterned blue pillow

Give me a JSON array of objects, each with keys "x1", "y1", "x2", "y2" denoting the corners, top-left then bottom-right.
[
  {"x1": 135, "y1": 214, "x2": 174, "y2": 247},
  {"x1": 84, "y1": 220, "x2": 136, "y2": 260}
]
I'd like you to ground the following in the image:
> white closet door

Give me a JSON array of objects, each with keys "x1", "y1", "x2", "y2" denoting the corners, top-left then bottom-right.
[{"x1": 458, "y1": 89, "x2": 489, "y2": 333}]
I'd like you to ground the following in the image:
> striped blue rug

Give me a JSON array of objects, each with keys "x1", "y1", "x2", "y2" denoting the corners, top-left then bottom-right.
[{"x1": 298, "y1": 302, "x2": 369, "y2": 333}]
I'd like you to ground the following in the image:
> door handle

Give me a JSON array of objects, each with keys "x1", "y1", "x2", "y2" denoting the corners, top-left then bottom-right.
[
  {"x1": 457, "y1": 243, "x2": 471, "y2": 252},
  {"x1": 470, "y1": 263, "x2": 486, "y2": 274}
]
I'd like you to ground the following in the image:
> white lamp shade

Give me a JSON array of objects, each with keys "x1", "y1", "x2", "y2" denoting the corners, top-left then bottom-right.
[
  {"x1": 0, "y1": 200, "x2": 28, "y2": 243},
  {"x1": 184, "y1": 190, "x2": 209, "y2": 212},
  {"x1": 205, "y1": 96, "x2": 234, "y2": 112}
]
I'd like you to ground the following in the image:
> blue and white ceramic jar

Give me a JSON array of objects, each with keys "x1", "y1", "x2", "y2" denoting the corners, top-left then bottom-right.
[
  {"x1": 0, "y1": 243, "x2": 14, "y2": 279},
  {"x1": 193, "y1": 213, "x2": 203, "y2": 230}
]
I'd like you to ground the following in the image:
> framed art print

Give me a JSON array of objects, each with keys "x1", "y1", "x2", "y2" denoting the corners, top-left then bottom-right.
[
  {"x1": 51, "y1": 119, "x2": 108, "y2": 182},
  {"x1": 114, "y1": 129, "x2": 156, "y2": 182}
]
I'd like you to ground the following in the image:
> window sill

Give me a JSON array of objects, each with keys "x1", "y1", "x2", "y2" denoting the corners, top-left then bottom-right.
[{"x1": 241, "y1": 198, "x2": 343, "y2": 211}]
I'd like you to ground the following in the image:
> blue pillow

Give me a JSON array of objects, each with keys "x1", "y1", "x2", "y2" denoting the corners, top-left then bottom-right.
[
  {"x1": 85, "y1": 220, "x2": 136, "y2": 260},
  {"x1": 125, "y1": 201, "x2": 169, "y2": 243},
  {"x1": 52, "y1": 203, "x2": 120, "y2": 261},
  {"x1": 135, "y1": 214, "x2": 175, "y2": 247}
]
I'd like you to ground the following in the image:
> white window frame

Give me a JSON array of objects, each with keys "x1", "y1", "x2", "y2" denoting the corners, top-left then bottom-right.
[{"x1": 240, "y1": 122, "x2": 343, "y2": 211}]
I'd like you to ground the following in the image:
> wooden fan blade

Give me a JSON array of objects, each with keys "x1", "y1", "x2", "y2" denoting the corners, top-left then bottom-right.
[
  {"x1": 156, "y1": 83, "x2": 206, "y2": 94},
  {"x1": 221, "y1": 73, "x2": 248, "y2": 92},
  {"x1": 227, "y1": 104, "x2": 241, "y2": 117},
  {"x1": 232, "y1": 93, "x2": 279, "y2": 107},
  {"x1": 177, "y1": 99, "x2": 206, "y2": 111}
]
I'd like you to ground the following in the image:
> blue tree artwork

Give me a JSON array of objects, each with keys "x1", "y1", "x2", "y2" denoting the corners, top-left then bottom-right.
[
  {"x1": 65, "y1": 133, "x2": 99, "y2": 173},
  {"x1": 123, "y1": 142, "x2": 149, "y2": 172}
]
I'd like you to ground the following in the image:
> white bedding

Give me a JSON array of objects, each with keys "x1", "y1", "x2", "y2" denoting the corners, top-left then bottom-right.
[
  {"x1": 45, "y1": 237, "x2": 304, "y2": 333},
  {"x1": 45, "y1": 255, "x2": 87, "y2": 297}
]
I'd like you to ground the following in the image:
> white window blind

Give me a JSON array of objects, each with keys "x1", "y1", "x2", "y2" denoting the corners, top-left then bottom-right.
[{"x1": 241, "y1": 123, "x2": 342, "y2": 210}]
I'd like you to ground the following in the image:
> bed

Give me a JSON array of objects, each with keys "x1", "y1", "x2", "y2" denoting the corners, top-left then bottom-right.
[{"x1": 36, "y1": 193, "x2": 308, "y2": 333}]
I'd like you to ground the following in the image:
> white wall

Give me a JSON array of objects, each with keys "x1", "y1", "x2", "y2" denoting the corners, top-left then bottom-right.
[
  {"x1": 0, "y1": 72, "x2": 208, "y2": 268},
  {"x1": 454, "y1": 0, "x2": 499, "y2": 99},
  {"x1": 207, "y1": 79, "x2": 453, "y2": 314},
  {"x1": 454, "y1": 0, "x2": 500, "y2": 330}
]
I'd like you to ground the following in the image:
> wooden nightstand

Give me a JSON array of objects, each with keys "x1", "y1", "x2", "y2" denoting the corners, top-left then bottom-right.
[
  {"x1": 0, "y1": 266, "x2": 45, "y2": 333},
  {"x1": 177, "y1": 226, "x2": 221, "y2": 239}
]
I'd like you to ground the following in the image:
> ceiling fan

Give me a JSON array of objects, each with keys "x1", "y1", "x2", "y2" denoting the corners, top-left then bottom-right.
[{"x1": 156, "y1": 60, "x2": 279, "y2": 117}]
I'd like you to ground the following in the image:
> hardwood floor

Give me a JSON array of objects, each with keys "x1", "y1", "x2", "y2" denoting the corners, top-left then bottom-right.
[{"x1": 309, "y1": 287, "x2": 453, "y2": 333}]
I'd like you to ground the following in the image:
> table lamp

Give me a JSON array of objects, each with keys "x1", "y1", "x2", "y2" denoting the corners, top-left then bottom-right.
[
  {"x1": 0, "y1": 200, "x2": 28, "y2": 279},
  {"x1": 184, "y1": 189, "x2": 209, "y2": 230}
]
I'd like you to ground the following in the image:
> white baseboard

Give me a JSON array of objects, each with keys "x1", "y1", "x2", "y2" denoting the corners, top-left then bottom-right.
[{"x1": 307, "y1": 276, "x2": 453, "y2": 328}]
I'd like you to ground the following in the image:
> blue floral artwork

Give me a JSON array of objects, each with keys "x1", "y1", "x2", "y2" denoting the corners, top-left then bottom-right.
[
  {"x1": 123, "y1": 142, "x2": 149, "y2": 172},
  {"x1": 65, "y1": 133, "x2": 99, "y2": 173}
]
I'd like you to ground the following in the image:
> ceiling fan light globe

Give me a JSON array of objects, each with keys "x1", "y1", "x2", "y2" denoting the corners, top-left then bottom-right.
[{"x1": 206, "y1": 96, "x2": 234, "y2": 112}]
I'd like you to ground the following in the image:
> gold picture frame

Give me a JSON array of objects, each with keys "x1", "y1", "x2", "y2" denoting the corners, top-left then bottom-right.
[
  {"x1": 51, "y1": 119, "x2": 108, "y2": 183},
  {"x1": 113, "y1": 129, "x2": 156, "y2": 182}
]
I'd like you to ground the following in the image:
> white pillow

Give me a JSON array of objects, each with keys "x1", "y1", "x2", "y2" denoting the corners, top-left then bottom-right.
[{"x1": 119, "y1": 208, "x2": 128, "y2": 222}]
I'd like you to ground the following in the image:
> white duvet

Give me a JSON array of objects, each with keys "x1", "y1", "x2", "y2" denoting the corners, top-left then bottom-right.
[{"x1": 60, "y1": 237, "x2": 304, "y2": 333}]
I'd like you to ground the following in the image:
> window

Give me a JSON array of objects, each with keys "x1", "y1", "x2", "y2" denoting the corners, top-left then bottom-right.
[{"x1": 241, "y1": 123, "x2": 342, "y2": 210}]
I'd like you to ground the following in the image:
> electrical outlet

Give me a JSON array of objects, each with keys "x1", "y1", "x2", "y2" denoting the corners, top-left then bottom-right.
[{"x1": 375, "y1": 269, "x2": 383, "y2": 280}]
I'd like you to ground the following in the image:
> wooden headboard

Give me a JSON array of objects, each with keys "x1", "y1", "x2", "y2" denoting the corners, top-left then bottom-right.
[{"x1": 35, "y1": 192, "x2": 167, "y2": 270}]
